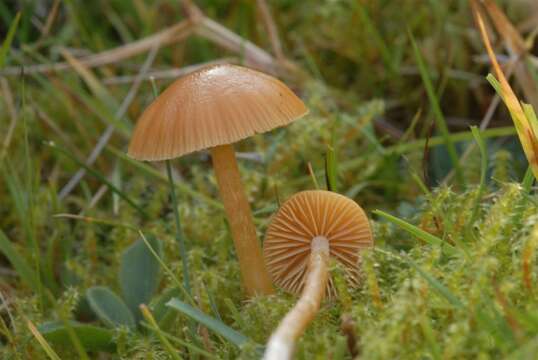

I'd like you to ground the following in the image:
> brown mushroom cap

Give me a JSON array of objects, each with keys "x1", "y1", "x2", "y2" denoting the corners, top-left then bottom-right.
[
  {"x1": 128, "y1": 64, "x2": 308, "y2": 161},
  {"x1": 263, "y1": 190, "x2": 373, "y2": 294}
]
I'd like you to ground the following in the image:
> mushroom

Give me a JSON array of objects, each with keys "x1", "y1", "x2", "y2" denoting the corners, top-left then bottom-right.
[
  {"x1": 263, "y1": 190, "x2": 373, "y2": 359},
  {"x1": 128, "y1": 64, "x2": 308, "y2": 296}
]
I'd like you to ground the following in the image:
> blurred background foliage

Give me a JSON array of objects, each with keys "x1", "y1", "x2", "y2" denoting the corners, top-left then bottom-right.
[{"x1": 1, "y1": 0, "x2": 538, "y2": 359}]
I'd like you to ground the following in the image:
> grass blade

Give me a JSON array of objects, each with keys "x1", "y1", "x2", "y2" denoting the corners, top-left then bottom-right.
[
  {"x1": 27, "y1": 320, "x2": 62, "y2": 360},
  {"x1": 420, "y1": 316, "x2": 441, "y2": 360},
  {"x1": 46, "y1": 141, "x2": 147, "y2": 217},
  {"x1": 522, "y1": 166, "x2": 534, "y2": 192},
  {"x1": 481, "y1": 0, "x2": 538, "y2": 111},
  {"x1": 140, "y1": 305, "x2": 182, "y2": 360},
  {"x1": 60, "y1": 48, "x2": 116, "y2": 110},
  {"x1": 307, "y1": 162, "x2": 320, "y2": 190},
  {"x1": 138, "y1": 231, "x2": 194, "y2": 305},
  {"x1": 506, "y1": 335, "x2": 538, "y2": 359},
  {"x1": 376, "y1": 248, "x2": 464, "y2": 308},
  {"x1": 289, "y1": 126, "x2": 517, "y2": 187},
  {"x1": 2, "y1": 161, "x2": 34, "y2": 246},
  {"x1": 373, "y1": 210, "x2": 458, "y2": 255},
  {"x1": 107, "y1": 146, "x2": 222, "y2": 209},
  {"x1": 468, "y1": 126, "x2": 488, "y2": 227},
  {"x1": 353, "y1": 3, "x2": 395, "y2": 73},
  {"x1": 325, "y1": 144, "x2": 338, "y2": 192},
  {"x1": 408, "y1": 29, "x2": 464, "y2": 187},
  {"x1": 139, "y1": 320, "x2": 215, "y2": 358},
  {"x1": 0, "y1": 12, "x2": 20, "y2": 69},
  {"x1": 406, "y1": 259, "x2": 464, "y2": 308},
  {"x1": 473, "y1": 6, "x2": 538, "y2": 181},
  {"x1": 166, "y1": 160, "x2": 191, "y2": 298},
  {"x1": 166, "y1": 298, "x2": 255, "y2": 348},
  {"x1": 383, "y1": 126, "x2": 515, "y2": 156},
  {"x1": 0, "y1": 230, "x2": 40, "y2": 290},
  {"x1": 53, "y1": 214, "x2": 138, "y2": 231}
]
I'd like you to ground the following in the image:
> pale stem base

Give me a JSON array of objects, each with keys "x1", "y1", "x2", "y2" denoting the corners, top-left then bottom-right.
[{"x1": 264, "y1": 236, "x2": 330, "y2": 360}]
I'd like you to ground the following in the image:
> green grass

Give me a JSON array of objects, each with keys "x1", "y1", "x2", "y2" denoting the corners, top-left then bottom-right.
[{"x1": 1, "y1": 0, "x2": 538, "y2": 359}]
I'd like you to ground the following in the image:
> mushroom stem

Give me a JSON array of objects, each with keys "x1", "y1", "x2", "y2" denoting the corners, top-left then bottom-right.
[
  {"x1": 210, "y1": 144, "x2": 274, "y2": 296},
  {"x1": 264, "y1": 236, "x2": 330, "y2": 360}
]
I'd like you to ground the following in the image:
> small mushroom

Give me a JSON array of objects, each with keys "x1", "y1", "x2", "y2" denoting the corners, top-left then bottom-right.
[
  {"x1": 128, "y1": 64, "x2": 308, "y2": 296},
  {"x1": 263, "y1": 190, "x2": 373, "y2": 359}
]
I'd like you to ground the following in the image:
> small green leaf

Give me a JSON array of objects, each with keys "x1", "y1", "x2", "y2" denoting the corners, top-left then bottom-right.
[
  {"x1": 119, "y1": 235, "x2": 162, "y2": 320},
  {"x1": 86, "y1": 287, "x2": 135, "y2": 329},
  {"x1": 166, "y1": 298, "x2": 254, "y2": 348},
  {"x1": 38, "y1": 321, "x2": 115, "y2": 352}
]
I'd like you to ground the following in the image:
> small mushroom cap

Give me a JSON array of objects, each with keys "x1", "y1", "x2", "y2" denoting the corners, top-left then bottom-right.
[
  {"x1": 128, "y1": 64, "x2": 308, "y2": 161},
  {"x1": 263, "y1": 190, "x2": 373, "y2": 294}
]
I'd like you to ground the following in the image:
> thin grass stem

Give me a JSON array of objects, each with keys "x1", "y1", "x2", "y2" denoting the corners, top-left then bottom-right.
[{"x1": 166, "y1": 160, "x2": 192, "y2": 297}]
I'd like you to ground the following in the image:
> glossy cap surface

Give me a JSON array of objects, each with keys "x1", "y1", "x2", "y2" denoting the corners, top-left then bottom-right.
[
  {"x1": 263, "y1": 190, "x2": 373, "y2": 294},
  {"x1": 128, "y1": 64, "x2": 308, "y2": 161}
]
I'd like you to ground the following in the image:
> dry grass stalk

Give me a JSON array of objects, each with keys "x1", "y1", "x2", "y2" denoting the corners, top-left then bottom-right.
[
  {"x1": 40, "y1": 0, "x2": 61, "y2": 39},
  {"x1": 35, "y1": 107, "x2": 85, "y2": 159},
  {"x1": 0, "y1": 20, "x2": 193, "y2": 76},
  {"x1": 0, "y1": 1, "x2": 285, "y2": 77},
  {"x1": 441, "y1": 60, "x2": 517, "y2": 185},
  {"x1": 194, "y1": 17, "x2": 276, "y2": 72},
  {"x1": 58, "y1": 45, "x2": 159, "y2": 199},
  {"x1": 472, "y1": 1, "x2": 538, "y2": 179},
  {"x1": 256, "y1": 0, "x2": 285, "y2": 62},
  {"x1": 103, "y1": 58, "x2": 236, "y2": 85}
]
